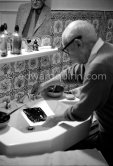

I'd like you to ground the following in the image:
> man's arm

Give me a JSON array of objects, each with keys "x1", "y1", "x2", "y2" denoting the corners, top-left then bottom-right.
[
  {"x1": 31, "y1": 63, "x2": 85, "y2": 94},
  {"x1": 43, "y1": 64, "x2": 111, "y2": 127},
  {"x1": 61, "y1": 63, "x2": 85, "y2": 84},
  {"x1": 70, "y1": 85, "x2": 83, "y2": 98},
  {"x1": 64, "y1": 64, "x2": 111, "y2": 121}
]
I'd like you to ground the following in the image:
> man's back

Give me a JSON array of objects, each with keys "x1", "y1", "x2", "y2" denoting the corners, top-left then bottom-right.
[{"x1": 91, "y1": 42, "x2": 113, "y2": 133}]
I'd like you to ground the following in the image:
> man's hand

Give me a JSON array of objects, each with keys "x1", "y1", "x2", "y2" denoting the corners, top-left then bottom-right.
[
  {"x1": 70, "y1": 86, "x2": 83, "y2": 98},
  {"x1": 31, "y1": 82, "x2": 39, "y2": 95},
  {"x1": 31, "y1": 74, "x2": 62, "y2": 95},
  {"x1": 42, "y1": 114, "x2": 65, "y2": 128},
  {"x1": 31, "y1": 82, "x2": 47, "y2": 95}
]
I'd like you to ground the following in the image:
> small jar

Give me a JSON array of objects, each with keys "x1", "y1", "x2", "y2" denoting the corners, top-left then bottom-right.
[
  {"x1": 26, "y1": 38, "x2": 33, "y2": 52},
  {"x1": 33, "y1": 39, "x2": 39, "y2": 51}
]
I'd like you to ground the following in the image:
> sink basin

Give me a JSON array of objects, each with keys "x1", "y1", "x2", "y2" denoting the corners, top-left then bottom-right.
[
  {"x1": 0, "y1": 98, "x2": 91, "y2": 157},
  {"x1": 8, "y1": 99, "x2": 55, "y2": 133}
]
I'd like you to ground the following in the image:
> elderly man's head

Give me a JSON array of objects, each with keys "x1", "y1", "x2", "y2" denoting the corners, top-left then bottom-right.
[
  {"x1": 62, "y1": 20, "x2": 98, "y2": 64},
  {"x1": 31, "y1": 0, "x2": 46, "y2": 9}
]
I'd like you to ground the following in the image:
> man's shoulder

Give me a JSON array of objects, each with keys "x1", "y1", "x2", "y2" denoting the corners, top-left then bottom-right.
[{"x1": 42, "y1": 4, "x2": 51, "y2": 12}]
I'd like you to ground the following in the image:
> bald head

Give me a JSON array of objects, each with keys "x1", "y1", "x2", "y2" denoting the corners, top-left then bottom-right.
[
  {"x1": 62, "y1": 20, "x2": 97, "y2": 47},
  {"x1": 31, "y1": 0, "x2": 46, "y2": 9}
]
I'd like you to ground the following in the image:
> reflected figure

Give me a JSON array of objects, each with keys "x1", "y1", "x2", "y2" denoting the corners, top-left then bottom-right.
[{"x1": 15, "y1": 0, "x2": 52, "y2": 39}]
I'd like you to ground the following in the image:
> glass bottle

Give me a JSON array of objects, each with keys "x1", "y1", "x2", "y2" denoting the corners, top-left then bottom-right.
[
  {"x1": 3, "y1": 23, "x2": 12, "y2": 51},
  {"x1": 0, "y1": 24, "x2": 8, "y2": 57},
  {"x1": 11, "y1": 25, "x2": 22, "y2": 54},
  {"x1": 3, "y1": 23, "x2": 8, "y2": 35}
]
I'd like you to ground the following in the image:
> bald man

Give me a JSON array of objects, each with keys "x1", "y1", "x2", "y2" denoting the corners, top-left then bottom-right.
[
  {"x1": 31, "y1": 20, "x2": 113, "y2": 165},
  {"x1": 15, "y1": 0, "x2": 51, "y2": 38}
]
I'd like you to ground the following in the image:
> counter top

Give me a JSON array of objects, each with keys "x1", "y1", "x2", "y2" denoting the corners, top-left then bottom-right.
[{"x1": 0, "y1": 47, "x2": 58, "y2": 64}]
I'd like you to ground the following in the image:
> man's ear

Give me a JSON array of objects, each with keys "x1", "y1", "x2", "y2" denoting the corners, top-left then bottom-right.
[{"x1": 74, "y1": 39, "x2": 82, "y2": 48}]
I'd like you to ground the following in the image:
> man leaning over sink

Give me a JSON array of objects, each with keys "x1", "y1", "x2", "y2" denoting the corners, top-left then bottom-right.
[{"x1": 31, "y1": 20, "x2": 113, "y2": 166}]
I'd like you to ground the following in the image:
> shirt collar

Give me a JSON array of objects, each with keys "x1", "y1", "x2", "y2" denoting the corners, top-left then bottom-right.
[
  {"x1": 87, "y1": 38, "x2": 104, "y2": 64},
  {"x1": 90, "y1": 37, "x2": 104, "y2": 56}
]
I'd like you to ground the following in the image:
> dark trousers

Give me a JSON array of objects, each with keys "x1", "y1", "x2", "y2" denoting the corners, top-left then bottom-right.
[{"x1": 66, "y1": 131, "x2": 113, "y2": 166}]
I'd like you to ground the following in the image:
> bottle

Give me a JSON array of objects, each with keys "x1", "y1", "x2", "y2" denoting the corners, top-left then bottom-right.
[
  {"x1": 3, "y1": 23, "x2": 8, "y2": 35},
  {"x1": 3, "y1": 23, "x2": 12, "y2": 51},
  {"x1": 33, "y1": 39, "x2": 39, "y2": 51},
  {"x1": 0, "y1": 24, "x2": 8, "y2": 57},
  {"x1": 11, "y1": 25, "x2": 22, "y2": 54},
  {"x1": 0, "y1": 25, "x2": 1, "y2": 35}
]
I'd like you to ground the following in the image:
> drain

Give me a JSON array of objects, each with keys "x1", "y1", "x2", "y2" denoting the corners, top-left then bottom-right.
[{"x1": 27, "y1": 126, "x2": 35, "y2": 131}]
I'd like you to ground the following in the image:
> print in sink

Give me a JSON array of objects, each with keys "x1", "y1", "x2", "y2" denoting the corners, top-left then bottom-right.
[{"x1": 23, "y1": 107, "x2": 47, "y2": 123}]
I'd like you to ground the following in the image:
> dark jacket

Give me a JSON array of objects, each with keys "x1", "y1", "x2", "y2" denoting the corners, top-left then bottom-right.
[{"x1": 61, "y1": 41, "x2": 113, "y2": 134}]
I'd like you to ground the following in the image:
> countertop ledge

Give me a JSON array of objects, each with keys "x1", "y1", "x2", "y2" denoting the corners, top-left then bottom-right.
[{"x1": 0, "y1": 48, "x2": 58, "y2": 64}]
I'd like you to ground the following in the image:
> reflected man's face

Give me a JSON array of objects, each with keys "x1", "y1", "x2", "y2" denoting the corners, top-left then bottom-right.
[{"x1": 31, "y1": 0, "x2": 45, "y2": 9}]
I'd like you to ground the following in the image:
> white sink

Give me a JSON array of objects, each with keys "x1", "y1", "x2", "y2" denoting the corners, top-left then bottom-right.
[
  {"x1": 8, "y1": 99, "x2": 55, "y2": 133},
  {"x1": 0, "y1": 98, "x2": 91, "y2": 157}
]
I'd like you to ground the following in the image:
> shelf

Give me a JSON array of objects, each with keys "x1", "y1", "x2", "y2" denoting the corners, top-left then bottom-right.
[{"x1": 0, "y1": 48, "x2": 58, "y2": 64}]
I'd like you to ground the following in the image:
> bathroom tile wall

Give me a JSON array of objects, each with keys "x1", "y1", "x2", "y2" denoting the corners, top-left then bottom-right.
[{"x1": 0, "y1": 10, "x2": 113, "y2": 103}]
